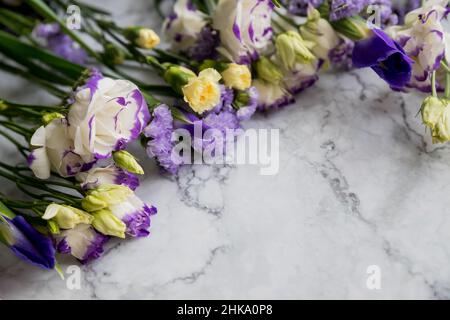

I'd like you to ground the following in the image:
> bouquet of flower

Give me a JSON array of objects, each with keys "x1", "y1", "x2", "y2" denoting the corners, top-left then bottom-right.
[{"x1": 0, "y1": 0, "x2": 448, "y2": 272}]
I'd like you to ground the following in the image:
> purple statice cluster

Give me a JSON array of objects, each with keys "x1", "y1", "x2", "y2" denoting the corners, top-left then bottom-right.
[
  {"x1": 186, "y1": 26, "x2": 220, "y2": 61},
  {"x1": 144, "y1": 104, "x2": 185, "y2": 174},
  {"x1": 33, "y1": 23, "x2": 87, "y2": 64},
  {"x1": 329, "y1": 0, "x2": 371, "y2": 21},
  {"x1": 284, "y1": 0, "x2": 324, "y2": 16},
  {"x1": 329, "y1": 38, "x2": 355, "y2": 70}
]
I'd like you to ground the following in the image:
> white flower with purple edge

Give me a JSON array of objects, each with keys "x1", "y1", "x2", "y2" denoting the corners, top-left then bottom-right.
[
  {"x1": 212, "y1": 0, "x2": 274, "y2": 64},
  {"x1": 76, "y1": 165, "x2": 140, "y2": 191},
  {"x1": 163, "y1": 0, "x2": 208, "y2": 53},
  {"x1": 68, "y1": 71, "x2": 150, "y2": 163},
  {"x1": 28, "y1": 117, "x2": 89, "y2": 179},
  {"x1": 387, "y1": 0, "x2": 450, "y2": 91},
  {"x1": 82, "y1": 184, "x2": 157, "y2": 238},
  {"x1": 55, "y1": 223, "x2": 108, "y2": 264}
]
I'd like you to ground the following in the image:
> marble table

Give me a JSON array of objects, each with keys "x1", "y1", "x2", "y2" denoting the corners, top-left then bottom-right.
[{"x1": 0, "y1": 0, "x2": 449, "y2": 300}]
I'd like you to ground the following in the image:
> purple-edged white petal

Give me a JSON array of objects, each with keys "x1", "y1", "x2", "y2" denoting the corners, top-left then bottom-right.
[
  {"x1": 163, "y1": 0, "x2": 208, "y2": 53},
  {"x1": 252, "y1": 79, "x2": 294, "y2": 111},
  {"x1": 55, "y1": 224, "x2": 108, "y2": 264},
  {"x1": 76, "y1": 166, "x2": 140, "y2": 191},
  {"x1": 213, "y1": 0, "x2": 273, "y2": 64},
  {"x1": 68, "y1": 75, "x2": 150, "y2": 162},
  {"x1": 108, "y1": 194, "x2": 157, "y2": 238}
]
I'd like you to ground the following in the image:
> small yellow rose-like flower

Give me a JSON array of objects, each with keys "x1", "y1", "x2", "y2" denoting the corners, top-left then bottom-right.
[
  {"x1": 221, "y1": 63, "x2": 252, "y2": 91},
  {"x1": 182, "y1": 68, "x2": 222, "y2": 114},
  {"x1": 136, "y1": 28, "x2": 160, "y2": 49}
]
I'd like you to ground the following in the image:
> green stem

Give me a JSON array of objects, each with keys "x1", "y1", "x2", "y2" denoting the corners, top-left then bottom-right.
[
  {"x1": 431, "y1": 71, "x2": 437, "y2": 97},
  {"x1": 0, "y1": 121, "x2": 33, "y2": 139},
  {"x1": 0, "y1": 130, "x2": 28, "y2": 159}
]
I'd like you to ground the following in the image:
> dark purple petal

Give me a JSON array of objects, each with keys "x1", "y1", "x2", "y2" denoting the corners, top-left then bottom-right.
[
  {"x1": 352, "y1": 29, "x2": 413, "y2": 88},
  {"x1": 6, "y1": 216, "x2": 55, "y2": 269}
]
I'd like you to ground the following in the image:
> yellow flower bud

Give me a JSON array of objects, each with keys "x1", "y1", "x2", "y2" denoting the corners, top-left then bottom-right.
[
  {"x1": 42, "y1": 112, "x2": 64, "y2": 125},
  {"x1": 255, "y1": 57, "x2": 283, "y2": 84},
  {"x1": 421, "y1": 96, "x2": 446, "y2": 129},
  {"x1": 124, "y1": 27, "x2": 160, "y2": 49},
  {"x1": 136, "y1": 28, "x2": 160, "y2": 49},
  {"x1": 82, "y1": 184, "x2": 133, "y2": 212},
  {"x1": 91, "y1": 209, "x2": 126, "y2": 238},
  {"x1": 433, "y1": 101, "x2": 450, "y2": 143},
  {"x1": 182, "y1": 68, "x2": 222, "y2": 114},
  {"x1": 275, "y1": 31, "x2": 315, "y2": 70},
  {"x1": 221, "y1": 63, "x2": 252, "y2": 91},
  {"x1": 113, "y1": 150, "x2": 144, "y2": 175},
  {"x1": 42, "y1": 204, "x2": 93, "y2": 230}
]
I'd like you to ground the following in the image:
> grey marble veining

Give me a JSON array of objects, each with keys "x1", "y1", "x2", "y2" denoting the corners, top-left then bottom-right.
[{"x1": 0, "y1": 0, "x2": 449, "y2": 300}]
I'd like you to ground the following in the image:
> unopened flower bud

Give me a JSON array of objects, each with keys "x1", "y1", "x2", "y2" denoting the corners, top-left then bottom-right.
[
  {"x1": 91, "y1": 209, "x2": 126, "y2": 238},
  {"x1": 125, "y1": 27, "x2": 160, "y2": 49},
  {"x1": 255, "y1": 57, "x2": 283, "y2": 84},
  {"x1": 113, "y1": 150, "x2": 144, "y2": 175},
  {"x1": 42, "y1": 112, "x2": 64, "y2": 125},
  {"x1": 221, "y1": 63, "x2": 252, "y2": 91},
  {"x1": 421, "y1": 96, "x2": 446, "y2": 129},
  {"x1": 163, "y1": 65, "x2": 196, "y2": 95},
  {"x1": 82, "y1": 184, "x2": 133, "y2": 212},
  {"x1": 275, "y1": 31, "x2": 315, "y2": 70},
  {"x1": 102, "y1": 43, "x2": 125, "y2": 65},
  {"x1": 42, "y1": 204, "x2": 93, "y2": 230}
]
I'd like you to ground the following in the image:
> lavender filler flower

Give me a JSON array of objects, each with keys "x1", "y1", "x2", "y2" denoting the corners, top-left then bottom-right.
[
  {"x1": 33, "y1": 23, "x2": 87, "y2": 64},
  {"x1": 144, "y1": 105, "x2": 184, "y2": 174}
]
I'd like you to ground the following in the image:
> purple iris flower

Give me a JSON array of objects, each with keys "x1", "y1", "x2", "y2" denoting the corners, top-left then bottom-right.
[
  {"x1": 352, "y1": 29, "x2": 413, "y2": 89},
  {"x1": 0, "y1": 214, "x2": 56, "y2": 270}
]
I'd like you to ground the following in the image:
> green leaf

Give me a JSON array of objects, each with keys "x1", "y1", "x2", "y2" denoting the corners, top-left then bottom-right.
[
  {"x1": 0, "y1": 30, "x2": 85, "y2": 82},
  {"x1": 0, "y1": 8, "x2": 35, "y2": 35}
]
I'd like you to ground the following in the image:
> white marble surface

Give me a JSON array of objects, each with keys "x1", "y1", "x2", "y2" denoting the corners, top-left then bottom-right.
[{"x1": 1, "y1": 0, "x2": 450, "y2": 300}]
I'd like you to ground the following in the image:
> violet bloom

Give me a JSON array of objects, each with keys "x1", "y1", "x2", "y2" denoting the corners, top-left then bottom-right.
[
  {"x1": 0, "y1": 211, "x2": 55, "y2": 269},
  {"x1": 329, "y1": 0, "x2": 371, "y2": 21},
  {"x1": 352, "y1": 28, "x2": 413, "y2": 89},
  {"x1": 285, "y1": 0, "x2": 324, "y2": 16},
  {"x1": 33, "y1": 23, "x2": 87, "y2": 64},
  {"x1": 55, "y1": 224, "x2": 108, "y2": 264},
  {"x1": 186, "y1": 26, "x2": 220, "y2": 61},
  {"x1": 144, "y1": 105, "x2": 184, "y2": 174},
  {"x1": 329, "y1": 37, "x2": 355, "y2": 70}
]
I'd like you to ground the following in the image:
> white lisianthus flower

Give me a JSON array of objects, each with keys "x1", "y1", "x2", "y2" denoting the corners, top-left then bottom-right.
[
  {"x1": 82, "y1": 184, "x2": 157, "y2": 238},
  {"x1": 68, "y1": 71, "x2": 150, "y2": 162},
  {"x1": 386, "y1": 0, "x2": 449, "y2": 91},
  {"x1": 29, "y1": 118, "x2": 87, "y2": 179},
  {"x1": 163, "y1": 0, "x2": 208, "y2": 52},
  {"x1": 54, "y1": 223, "x2": 108, "y2": 263},
  {"x1": 212, "y1": 0, "x2": 274, "y2": 64}
]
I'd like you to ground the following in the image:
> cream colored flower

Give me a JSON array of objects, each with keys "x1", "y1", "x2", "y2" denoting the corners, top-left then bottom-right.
[
  {"x1": 182, "y1": 68, "x2": 222, "y2": 114},
  {"x1": 221, "y1": 63, "x2": 252, "y2": 91},
  {"x1": 136, "y1": 28, "x2": 160, "y2": 49}
]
